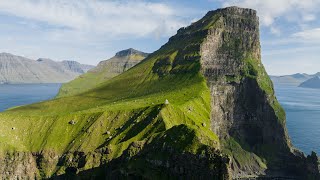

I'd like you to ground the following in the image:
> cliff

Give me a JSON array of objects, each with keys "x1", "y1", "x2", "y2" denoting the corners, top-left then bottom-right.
[
  {"x1": 0, "y1": 53, "x2": 94, "y2": 84},
  {"x1": 57, "y1": 48, "x2": 148, "y2": 97},
  {"x1": 0, "y1": 7, "x2": 318, "y2": 179}
]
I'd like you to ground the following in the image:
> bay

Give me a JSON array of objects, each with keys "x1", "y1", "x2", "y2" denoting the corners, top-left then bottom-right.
[
  {"x1": 0, "y1": 84, "x2": 61, "y2": 112},
  {"x1": 274, "y1": 83, "x2": 320, "y2": 155}
]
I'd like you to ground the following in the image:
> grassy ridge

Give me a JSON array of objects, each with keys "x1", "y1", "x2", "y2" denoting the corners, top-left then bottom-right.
[
  {"x1": 0, "y1": 13, "x2": 223, "y2": 175},
  {"x1": 57, "y1": 53, "x2": 147, "y2": 98}
]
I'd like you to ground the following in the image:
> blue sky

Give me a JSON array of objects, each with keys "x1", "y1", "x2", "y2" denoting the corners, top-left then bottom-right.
[{"x1": 0, "y1": 0, "x2": 319, "y2": 75}]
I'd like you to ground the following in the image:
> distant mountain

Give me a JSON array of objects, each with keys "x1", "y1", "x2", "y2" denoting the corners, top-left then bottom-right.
[
  {"x1": 270, "y1": 73, "x2": 317, "y2": 85},
  {"x1": 270, "y1": 73, "x2": 311, "y2": 85},
  {"x1": 299, "y1": 76, "x2": 320, "y2": 89},
  {"x1": 57, "y1": 48, "x2": 149, "y2": 97},
  {"x1": 61, "y1": 60, "x2": 93, "y2": 73},
  {"x1": 0, "y1": 53, "x2": 94, "y2": 84}
]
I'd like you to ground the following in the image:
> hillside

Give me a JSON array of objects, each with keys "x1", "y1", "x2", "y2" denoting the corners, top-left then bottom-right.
[
  {"x1": 0, "y1": 7, "x2": 319, "y2": 179},
  {"x1": 299, "y1": 76, "x2": 320, "y2": 89},
  {"x1": 0, "y1": 53, "x2": 94, "y2": 84},
  {"x1": 57, "y1": 48, "x2": 148, "y2": 97}
]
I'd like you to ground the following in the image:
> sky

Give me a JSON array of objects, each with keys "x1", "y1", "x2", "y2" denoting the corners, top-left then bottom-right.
[{"x1": 0, "y1": 0, "x2": 319, "y2": 75}]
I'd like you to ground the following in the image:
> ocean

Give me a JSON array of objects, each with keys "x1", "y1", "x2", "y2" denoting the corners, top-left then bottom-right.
[
  {"x1": 274, "y1": 83, "x2": 320, "y2": 155},
  {"x1": 0, "y1": 83, "x2": 61, "y2": 112}
]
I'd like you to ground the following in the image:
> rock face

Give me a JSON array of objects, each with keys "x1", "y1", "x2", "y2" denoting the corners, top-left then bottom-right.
[
  {"x1": 0, "y1": 53, "x2": 94, "y2": 84},
  {"x1": 299, "y1": 76, "x2": 320, "y2": 89},
  {"x1": 57, "y1": 48, "x2": 148, "y2": 97},
  {"x1": 199, "y1": 7, "x2": 318, "y2": 178}
]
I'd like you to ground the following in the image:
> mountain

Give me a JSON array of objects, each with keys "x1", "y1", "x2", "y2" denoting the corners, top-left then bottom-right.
[
  {"x1": 0, "y1": 53, "x2": 94, "y2": 84},
  {"x1": 61, "y1": 60, "x2": 94, "y2": 73},
  {"x1": 299, "y1": 76, "x2": 320, "y2": 88},
  {"x1": 270, "y1": 73, "x2": 312, "y2": 85},
  {"x1": 57, "y1": 48, "x2": 148, "y2": 97},
  {"x1": 0, "y1": 7, "x2": 319, "y2": 179}
]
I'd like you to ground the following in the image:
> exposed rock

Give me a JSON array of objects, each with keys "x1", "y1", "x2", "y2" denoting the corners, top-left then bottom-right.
[
  {"x1": 165, "y1": 99, "x2": 170, "y2": 105},
  {"x1": 199, "y1": 6, "x2": 319, "y2": 178},
  {"x1": 69, "y1": 120, "x2": 76, "y2": 125}
]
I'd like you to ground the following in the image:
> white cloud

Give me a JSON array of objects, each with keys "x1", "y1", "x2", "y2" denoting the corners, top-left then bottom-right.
[
  {"x1": 293, "y1": 28, "x2": 320, "y2": 42},
  {"x1": 270, "y1": 26, "x2": 281, "y2": 36},
  {"x1": 217, "y1": 0, "x2": 320, "y2": 26},
  {"x1": 0, "y1": 0, "x2": 187, "y2": 38}
]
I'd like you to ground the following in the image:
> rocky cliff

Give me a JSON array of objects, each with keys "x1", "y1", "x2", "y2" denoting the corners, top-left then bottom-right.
[
  {"x1": 57, "y1": 48, "x2": 148, "y2": 97},
  {"x1": 0, "y1": 7, "x2": 319, "y2": 180},
  {"x1": 0, "y1": 53, "x2": 94, "y2": 84},
  {"x1": 199, "y1": 7, "x2": 319, "y2": 178}
]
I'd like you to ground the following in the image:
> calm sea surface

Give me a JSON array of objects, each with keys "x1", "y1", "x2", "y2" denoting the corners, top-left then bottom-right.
[
  {"x1": 274, "y1": 83, "x2": 320, "y2": 155},
  {"x1": 0, "y1": 83, "x2": 318, "y2": 155},
  {"x1": 0, "y1": 84, "x2": 61, "y2": 112}
]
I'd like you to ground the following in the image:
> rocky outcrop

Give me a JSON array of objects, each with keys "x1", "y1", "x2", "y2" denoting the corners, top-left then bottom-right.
[
  {"x1": 199, "y1": 6, "x2": 319, "y2": 178},
  {"x1": 0, "y1": 53, "x2": 93, "y2": 84},
  {"x1": 0, "y1": 152, "x2": 39, "y2": 179}
]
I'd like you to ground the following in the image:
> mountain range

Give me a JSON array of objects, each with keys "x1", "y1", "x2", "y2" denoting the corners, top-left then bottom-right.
[
  {"x1": 270, "y1": 72, "x2": 320, "y2": 85},
  {"x1": 0, "y1": 52, "x2": 94, "y2": 84},
  {"x1": 0, "y1": 7, "x2": 319, "y2": 179},
  {"x1": 299, "y1": 76, "x2": 320, "y2": 88}
]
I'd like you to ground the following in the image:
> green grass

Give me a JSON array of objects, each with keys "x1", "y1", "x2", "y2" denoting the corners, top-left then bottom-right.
[
  {"x1": 0, "y1": 8, "x2": 286, "y2": 178},
  {"x1": 0, "y1": 12, "x2": 224, "y2": 176},
  {"x1": 242, "y1": 56, "x2": 286, "y2": 124},
  {"x1": 57, "y1": 53, "x2": 147, "y2": 98}
]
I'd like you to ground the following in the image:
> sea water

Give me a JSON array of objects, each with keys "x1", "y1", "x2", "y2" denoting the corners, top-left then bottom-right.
[
  {"x1": 274, "y1": 83, "x2": 320, "y2": 155},
  {"x1": 0, "y1": 83, "x2": 61, "y2": 112}
]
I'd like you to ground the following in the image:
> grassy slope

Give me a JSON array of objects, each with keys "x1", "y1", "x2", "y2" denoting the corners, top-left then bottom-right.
[
  {"x1": 0, "y1": 12, "x2": 223, "y2": 177},
  {"x1": 57, "y1": 54, "x2": 147, "y2": 98},
  {"x1": 0, "y1": 8, "x2": 287, "y2": 178}
]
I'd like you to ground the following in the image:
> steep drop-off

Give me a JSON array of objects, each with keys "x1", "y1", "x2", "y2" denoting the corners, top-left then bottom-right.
[
  {"x1": 57, "y1": 48, "x2": 148, "y2": 97},
  {"x1": 0, "y1": 7, "x2": 319, "y2": 179}
]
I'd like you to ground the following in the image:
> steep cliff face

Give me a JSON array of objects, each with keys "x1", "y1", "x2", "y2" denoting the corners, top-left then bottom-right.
[
  {"x1": 0, "y1": 7, "x2": 319, "y2": 180},
  {"x1": 57, "y1": 48, "x2": 148, "y2": 97},
  {"x1": 199, "y1": 7, "x2": 318, "y2": 178}
]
